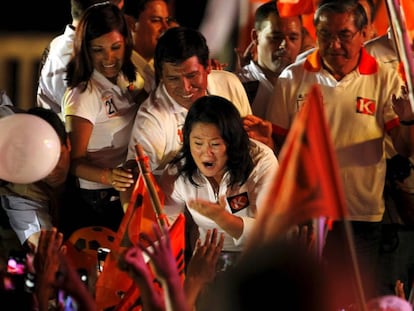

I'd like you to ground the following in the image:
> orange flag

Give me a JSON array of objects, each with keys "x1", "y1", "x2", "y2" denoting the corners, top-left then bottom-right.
[
  {"x1": 247, "y1": 84, "x2": 348, "y2": 247},
  {"x1": 277, "y1": 0, "x2": 317, "y2": 17},
  {"x1": 95, "y1": 149, "x2": 186, "y2": 311}
]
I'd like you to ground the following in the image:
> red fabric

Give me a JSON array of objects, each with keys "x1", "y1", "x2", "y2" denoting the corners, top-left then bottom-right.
[
  {"x1": 277, "y1": 0, "x2": 317, "y2": 17},
  {"x1": 95, "y1": 155, "x2": 185, "y2": 310},
  {"x1": 113, "y1": 214, "x2": 186, "y2": 311},
  {"x1": 247, "y1": 84, "x2": 348, "y2": 247},
  {"x1": 401, "y1": 0, "x2": 414, "y2": 33}
]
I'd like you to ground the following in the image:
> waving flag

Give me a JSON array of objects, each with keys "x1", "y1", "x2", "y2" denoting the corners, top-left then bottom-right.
[
  {"x1": 247, "y1": 84, "x2": 348, "y2": 248},
  {"x1": 386, "y1": 0, "x2": 414, "y2": 111},
  {"x1": 277, "y1": 0, "x2": 317, "y2": 17},
  {"x1": 95, "y1": 145, "x2": 185, "y2": 311}
]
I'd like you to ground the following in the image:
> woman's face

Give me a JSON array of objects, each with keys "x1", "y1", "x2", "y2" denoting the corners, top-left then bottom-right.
[
  {"x1": 189, "y1": 122, "x2": 228, "y2": 182},
  {"x1": 89, "y1": 30, "x2": 125, "y2": 81}
]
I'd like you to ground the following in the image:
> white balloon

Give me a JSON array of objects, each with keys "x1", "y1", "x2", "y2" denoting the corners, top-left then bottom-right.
[{"x1": 0, "y1": 114, "x2": 61, "y2": 184}]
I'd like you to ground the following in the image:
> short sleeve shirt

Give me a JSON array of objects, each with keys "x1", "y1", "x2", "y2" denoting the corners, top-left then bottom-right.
[
  {"x1": 63, "y1": 70, "x2": 139, "y2": 189},
  {"x1": 267, "y1": 48, "x2": 403, "y2": 221}
]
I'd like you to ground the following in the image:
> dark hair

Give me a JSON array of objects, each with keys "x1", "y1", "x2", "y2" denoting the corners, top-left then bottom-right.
[
  {"x1": 314, "y1": 0, "x2": 368, "y2": 31},
  {"x1": 154, "y1": 26, "x2": 209, "y2": 85},
  {"x1": 66, "y1": 2, "x2": 136, "y2": 91},
  {"x1": 255, "y1": 1, "x2": 302, "y2": 30},
  {"x1": 71, "y1": 0, "x2": 109, "y2": 20},
  {"x1": 124, "y1": 0, "x2": 167, "y2": 19},
  {"x1": 172, "y1": 95, "x2": 254, "y2": 188},
  {"x1": 318, "y1": 0, "x2": 375, "y2": 23},
  {"x1": 26, "y1": 107, "x2": 68, "y2": 146}
]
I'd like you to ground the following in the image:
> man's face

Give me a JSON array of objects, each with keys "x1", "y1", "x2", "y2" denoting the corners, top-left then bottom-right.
[
  {"x1": 133, "y1": 0, "x2": 172, "y2": 60},
  {"x1": 161, "y1": 56, "x2": 211, "y2": 110},
  {"x1": 255, "y1": 13, "x2": 302, "y2": 76},
  {"x1": 316, "y1": 11, "x2": 365, "y2": 78}
]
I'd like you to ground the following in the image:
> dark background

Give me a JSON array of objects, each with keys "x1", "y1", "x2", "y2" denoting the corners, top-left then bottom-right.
[
  {"x1": 0, "y1": 2, "x2": 72, "y2": 33},
  {"x1": 0, "y1": 1, "x2": 208, "y2": 33},
  {"x1": 0, "y1": 0, "x2": 212, "y2": 110}
]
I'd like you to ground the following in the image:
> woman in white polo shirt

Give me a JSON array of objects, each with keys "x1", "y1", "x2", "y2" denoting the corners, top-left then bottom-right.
[{"x1": 63, "y1": 3, "x2": 138, "y2": 231}]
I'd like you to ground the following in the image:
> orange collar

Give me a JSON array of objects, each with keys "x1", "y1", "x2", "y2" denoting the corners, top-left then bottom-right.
[{"x1": 304, "y1": 47, "x2": 378, "y2": 75}]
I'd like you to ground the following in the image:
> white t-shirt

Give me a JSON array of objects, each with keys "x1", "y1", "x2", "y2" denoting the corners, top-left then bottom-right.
[
  {"x1": 37, "y1": 25, "x2": 75, "y2": 119},
  {"x1": 237, "y1": 60, "x2": 274, "y2": 120}
]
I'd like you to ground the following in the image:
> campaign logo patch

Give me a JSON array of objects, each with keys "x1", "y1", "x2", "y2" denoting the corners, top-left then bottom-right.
[
  {"x1": 356, "y1": 97, "x2": 376, "y2": 115},
  {"x1": 177, "y1": 124, "x2": 184, "y2": 144},
  {"x1": 227, "y1": 192, "x2": 249, "y2": 213}
]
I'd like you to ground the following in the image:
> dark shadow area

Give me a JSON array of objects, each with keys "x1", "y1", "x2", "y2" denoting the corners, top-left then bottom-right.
[{"x1": 0, "y1": 2, "x2": 71, "y2": 33}]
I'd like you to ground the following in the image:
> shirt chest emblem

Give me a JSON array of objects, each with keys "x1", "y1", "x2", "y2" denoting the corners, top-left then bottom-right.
[
  {"x1": 356, "y1": 97, "x2": 376, "y2": 116},
  {"x1": 227, "y1": 192, "x2": 249, "y2": 213}
]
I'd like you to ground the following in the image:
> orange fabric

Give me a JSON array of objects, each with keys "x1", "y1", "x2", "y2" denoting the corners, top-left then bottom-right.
[
  {"x1": 374, "y1": 0, "x2": 414, "y2": 37},
  {"x1": 95, "y1": 152, "x2": 185, "y2": 310},
  {"x1": 401, "y1": 0, "x2": 414, "y2": 34},
  {"x1": 303, "y1": 48, "x2": 378, "y2": 74},
  {"x1": 94, "y1": 173, "x2": 153, "y2": 310},
  {"x1": 277, "y1": 0, "x2": 317, "y2": 17},
  {"x1": 247, "y1": 84, "x2": 348, "y2": 247},
  {"x1": 302, "y1": 13, "x2": 316, "y2": 40},
  {"x1": 113, "y1": 214, "x2": 186, "y2": 311}
]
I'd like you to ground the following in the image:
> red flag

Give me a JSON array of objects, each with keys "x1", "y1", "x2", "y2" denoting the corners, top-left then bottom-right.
[
  {"x1": 112, "y1": 214, "x2": 186, "y2": 311},
  {"x1": 386, "y1": 0, "x2": 414, "y2": 111},
  {"x1": 277, "y1": 0, "x2": 317, "y2": 17},
  {"x1": 95, "y1": 149, "x2": 186, "y2": 311},
  {"x1": 247, "y1": 84, "x2": 348, "y2": 247}
]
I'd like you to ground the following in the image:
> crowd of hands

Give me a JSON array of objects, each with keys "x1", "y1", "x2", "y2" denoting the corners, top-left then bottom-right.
[
  {"x1": 18, "y1": 223, "x2": 224, "y2": 311},
  {"x1": 8, "y1": 222, "x2": 313, "y2": 311},
  {"x1": 2, "y1": 221, "x2": 412, "y2": 311}
]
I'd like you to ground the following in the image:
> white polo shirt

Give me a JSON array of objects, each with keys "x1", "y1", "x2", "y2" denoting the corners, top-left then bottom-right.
[
  {"x1": 268, "y1": 48, "x2": 403, "y2": 222},
  {"x1": 160, "y1": 139, "x2": 278, "y2": 251},
  {"x1": 63, "y1": 70, "x2": 139, "y2": 190}
]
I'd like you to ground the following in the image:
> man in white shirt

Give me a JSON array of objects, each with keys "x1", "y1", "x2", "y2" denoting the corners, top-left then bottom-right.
[
  {"x1": 125, "y1": 27, "x2": 252, "y2": 182},
  {"x1": 123, "y1": 0, "x2": 176, "y2": 95},
  {"x1": 237, "y1": 1, "x2": 303, "y2": 120}
]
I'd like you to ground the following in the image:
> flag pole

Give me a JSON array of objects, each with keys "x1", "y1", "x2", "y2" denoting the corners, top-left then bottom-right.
[
  {"x1": 135, "y1": 144, "x2": 168, "y2": 234},
  {"x1": 385, "y1": 0, "x2": 414, "y2": 110},
  {"x1": 343, "y1": 220, "x2": 368, "y2": 311}
]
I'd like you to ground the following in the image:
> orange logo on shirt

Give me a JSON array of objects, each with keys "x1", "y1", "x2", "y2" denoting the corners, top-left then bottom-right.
[
  {"x1": 177, "y1": 124, "x2": 184, "y2": 144},
  {"x1": 356, "y1": 97, "x2": 376, "y2": 115},
  {"x1": 227, "y1": 192, "x2": 249, "y2": 213}
]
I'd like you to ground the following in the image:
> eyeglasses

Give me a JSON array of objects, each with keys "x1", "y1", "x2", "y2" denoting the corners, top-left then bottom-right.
[{"x1": 316, "y1": 30, "x2": 360, "y2": 43}]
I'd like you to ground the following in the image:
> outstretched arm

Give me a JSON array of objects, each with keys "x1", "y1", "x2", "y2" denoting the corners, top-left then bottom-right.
[
  {"x1": 184, "y1": 228, "x2": 224, "y2": 310},
  {"x1": 138, "y1": 223, "x2": 190, "y2": 311},
  {"x1": 119, "y1": 242, "x2": 165, "y2": 311}
]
